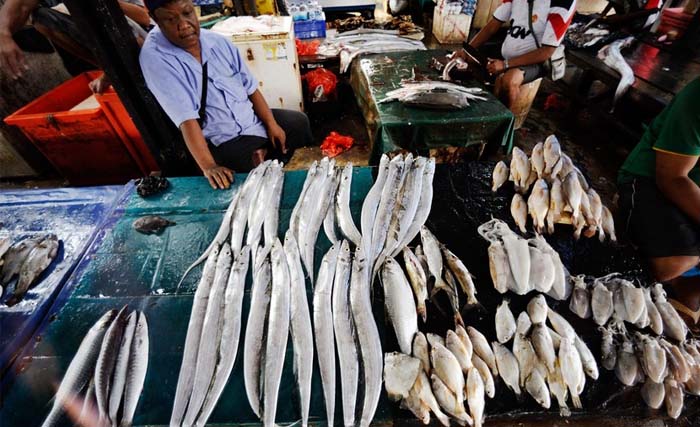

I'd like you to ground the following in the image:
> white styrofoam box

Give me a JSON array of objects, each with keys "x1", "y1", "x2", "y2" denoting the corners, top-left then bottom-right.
[
  {"x1": 433, "y1": 6, "x2": 472, "y2": 43},
  {"x1": 211, "y1": 16, "x2": 304, "y2": 111}
]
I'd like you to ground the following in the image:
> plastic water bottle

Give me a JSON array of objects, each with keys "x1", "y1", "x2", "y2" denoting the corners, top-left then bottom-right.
[{"x1": 298, "y1": 3, "x2": 310, "y2": 20}]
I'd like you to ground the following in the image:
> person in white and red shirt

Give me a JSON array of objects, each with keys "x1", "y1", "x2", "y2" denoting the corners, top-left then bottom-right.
[{"x1": 456, "y1": 0, "x2": 576, "y2": 109}]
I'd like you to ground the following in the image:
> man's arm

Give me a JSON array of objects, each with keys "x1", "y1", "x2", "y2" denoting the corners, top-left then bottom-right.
[
  {"x1": 469, "y1": 18, "x2": 503, "y2": 49},
  {"x1": 486, "y1": 46, "x2": 555, "y2": 75},
  {"x1": 118, "y1": 1, "x2": 151, "y2": 28},
  {"x1": 249, "y1": 89, "x2": 286, "y2": 153},
  {"x1": 655, "y1": 151, "x2": 700, "y2": 224},
  {"x1": 180, "y1": 119, "x2": 234, "y2": 189},
  {"x1": 0, "y1": 0, "x2": 39, "y2": 78}
]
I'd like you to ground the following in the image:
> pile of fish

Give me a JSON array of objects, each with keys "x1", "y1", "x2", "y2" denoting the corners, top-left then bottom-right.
[
  {"x1": 568, "y1": 276, "x2": 688, "y2": 341},
  {"x1": 379, "y1": 82, "x2": 487, "y2": 110},
  {"x1": 496, "y1": 295, "x2": 598, "y2": 416},
  {"x1": 565, "y1": 22, "x2": 611, "y2": 48},
  {"x1": 318, "y1": 32, "x2": 426, "y2": 73},
  {"x1": 384, "y1": 326, "x2": 498, "y2": 427},
  {"x1": 0, "y1": 233, "x2": 60, "y2": 306},
  {"x1": 171, "y1": 161, "x2": 288, "y2": 426},
  {"x1": 42, "y1": 307, "x2": 149, "y2": 427},
  {"x1": 333, "y1": 15, "x2": 423, "y2": 35},
  {"x1": 308, "y1": 153, "x2": 437, "y2": 426},
  {"x1": 478, "y1": 219, "x2": 570, "y2": 299},
  {"x1": 393, "y1": 226, "x2": 480, "y2": 330},
  {"x1": 600, "y1": 317, "x2": 700, "y2": 417},
  {"x1": 564, "y1": 273, "x2": 698, "y2": 419},
  {"x1": 492, "y1": 135, "x2": 616, "y2": 242},
  {"x1": 597, "y1": 37, "x2": 636, "y2": 112}
]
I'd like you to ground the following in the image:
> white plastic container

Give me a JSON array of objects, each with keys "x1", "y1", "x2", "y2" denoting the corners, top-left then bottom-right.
[{"x1": 211, "y1": 16, "x2": 304, "y2": 111}]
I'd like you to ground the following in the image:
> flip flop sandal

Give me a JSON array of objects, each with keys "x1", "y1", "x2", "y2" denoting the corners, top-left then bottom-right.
[{"x1": 669, "y1": 298, "x2": 700, "y2": 336}]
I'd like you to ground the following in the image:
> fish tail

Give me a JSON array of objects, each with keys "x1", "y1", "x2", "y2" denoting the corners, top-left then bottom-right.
[
  {"x1": 571, "y1": 393, "x2": 582, "y2": 409},
  {"x1": 454, "y1": 312, "x2": 465, "y2": 328},
  {"x1": 429, "y1": 277, "x2": 450, "y2": 299},
  {"x1": 417, "y1": 303, "x2": 427, "y2": 323}
]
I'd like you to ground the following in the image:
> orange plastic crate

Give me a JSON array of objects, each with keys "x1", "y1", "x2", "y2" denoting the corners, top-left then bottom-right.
[{"x1": 4, "y1": 71, "x2": 160, "y2": 185}]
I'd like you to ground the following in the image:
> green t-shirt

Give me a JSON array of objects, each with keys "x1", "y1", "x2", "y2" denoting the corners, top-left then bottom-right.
[{"x1": 618, "y1": 78, "x2": 700, "y2": 185}]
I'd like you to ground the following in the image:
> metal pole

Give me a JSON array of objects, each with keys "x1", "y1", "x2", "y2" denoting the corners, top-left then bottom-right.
[{"x1": 63, "y1": 0, "x2": 195, "y2": 175}]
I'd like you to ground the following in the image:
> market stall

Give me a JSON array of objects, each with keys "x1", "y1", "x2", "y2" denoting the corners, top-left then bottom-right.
[
  {"x1": 3, "y1": 154, "x2": 699, "y2": 426},
  {"x1": 350, "y1": 50, "x2": 515, "y2": 163},
  {"x1": 0, "y1": 185, "x2": 123, "y2": 381}
]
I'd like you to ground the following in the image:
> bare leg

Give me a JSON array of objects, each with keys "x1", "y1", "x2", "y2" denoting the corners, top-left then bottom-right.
[
  {"x1": 650, "y1": 255, "x2": 700, "y2": 311},
  {"x1": 500, "y1": 68, "x2": 525, "y2": 109}
]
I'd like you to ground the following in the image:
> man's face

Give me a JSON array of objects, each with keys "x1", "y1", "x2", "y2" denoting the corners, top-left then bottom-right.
[{"x1": 153, "y1": 0, "x2": 200, "y2": 51}]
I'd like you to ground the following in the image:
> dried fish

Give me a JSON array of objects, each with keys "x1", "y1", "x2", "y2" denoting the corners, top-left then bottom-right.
[
  {"x1": 492, "y1": 161, "x2": 509, "y2": 192},
  {"x1": 559, "y1": 337, "x2": 584, "y2": 409},
  {"x1": 413, "y1": 332, "x2": 430, "y2": 375},
  {"x1": 511, "y1": 193, "x2": 528, "y2": 234},
  {"x1": 492, "y1": 342, "x2": 521, "y2": 396},
  {"x1": 471, "y1": 354, "x2": 496, "y2": 399},
  {"x1": 403, "y1": 247, "x2": 428, "y2": 322},
  {"x1": 495, "y1": 300, "x2": 516, "y2": 344},
  {"x1": 447, "y1": 329, "x2": 473, "y2": 372},
  {"x1": 467, "y1": 326, "x2": 498, "y2": 376},
  {"x1": 466, "y1": 368, "x2": 485, "y2": 427},
  {"x1": 525, "y1": 369, "x2": 551, "y2": 409},
  {"x1": 384, "y1": 352, "x2": 421, "y2": 401},
  {"x1": 442, "y1": 246, "x2": 479, "y2": 307},
  {"x1": 527, "y1": 179, "x2": 550, "y2": 234},
  {"x1": 431, "y1": 342, "x2": 465, "y2": 402}
]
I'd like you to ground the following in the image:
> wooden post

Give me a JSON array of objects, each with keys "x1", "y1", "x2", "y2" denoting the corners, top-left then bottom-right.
[{"x1": 63, "y1": 0, "x2": 195, "y2": 176}]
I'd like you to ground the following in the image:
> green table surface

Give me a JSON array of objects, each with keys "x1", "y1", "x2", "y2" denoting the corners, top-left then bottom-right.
[
  {"x1": 350, "y1": 49, "x2": 515, "y2": 163},
  {"x1": 0, "y1": 171, "x2": 394, "y2": 427}
]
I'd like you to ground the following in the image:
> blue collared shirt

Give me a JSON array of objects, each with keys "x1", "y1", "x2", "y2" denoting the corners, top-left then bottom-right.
[{"x1": 139, "y1": 27, "x2": 267, "y2": 146}]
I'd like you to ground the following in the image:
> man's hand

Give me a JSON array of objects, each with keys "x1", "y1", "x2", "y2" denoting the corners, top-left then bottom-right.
[
  {"x1": 449, "y1": 49, "x2": 469, "y2": 61},
  {"x1": 0, "y1": 32, "x2": 27, "y2": 79},
  {"x1": 486, "y1": 58, "x2": 506, "y2": 75},
  {"x1": 266, "y1": 121, "x2": 287, "y2": 153},
  {"x1": 89, "y1": 73, "x2": 111, "y2": 94},
  {"x1": 203, "y1": 165, "x2": 234, "y2": 190}
]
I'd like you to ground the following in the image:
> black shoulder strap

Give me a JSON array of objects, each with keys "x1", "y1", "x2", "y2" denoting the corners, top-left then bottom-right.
[
  {"x1": 527, "y1": 0, "x2": 542, "y2": 49},
  {"x1": 198, "y1": 62, "x2": 208, "y2": 128}
]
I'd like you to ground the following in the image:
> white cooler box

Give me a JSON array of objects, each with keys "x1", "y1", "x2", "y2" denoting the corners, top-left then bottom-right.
[{"x1": 211, "y1": 16, "x2": 304, "y2": 112}]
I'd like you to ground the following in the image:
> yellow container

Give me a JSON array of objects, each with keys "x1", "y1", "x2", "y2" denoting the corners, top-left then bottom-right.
[{"x1": 254, "y1": 0, "x2": 278, "y2": 15}]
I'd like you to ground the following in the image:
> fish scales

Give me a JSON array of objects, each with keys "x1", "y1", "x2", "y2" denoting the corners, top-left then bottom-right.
[
  {"x1": 332, "y1": 240, "x2": 359, "y2": 427},
  {"x1": 263, "y1": 240, "x2": 292, "y2": 427},
  {"x1": 349, "y1": 248, "x2": 383, "y2": 427},
  {"x1": 313, "y1": 244, "x2": 341, "y2": 426}
]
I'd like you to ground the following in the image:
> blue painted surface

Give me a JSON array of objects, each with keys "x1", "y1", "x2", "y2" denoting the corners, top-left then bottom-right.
[{"x1": 0, "y1": 185, "x2": 124, "y2": 383}]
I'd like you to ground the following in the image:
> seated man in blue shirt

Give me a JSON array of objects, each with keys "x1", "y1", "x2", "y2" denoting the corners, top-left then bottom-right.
[{"x1": 139, "y1": 0, "x2": 312, "y2": 189}]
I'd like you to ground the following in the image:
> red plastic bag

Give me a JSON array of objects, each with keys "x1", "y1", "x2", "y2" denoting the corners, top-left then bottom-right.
[
  {"x1": 295, "y1": 38, "x2": 320, "y2": 56},
  {"x1": 303, "y1": 68, "x2": 338, "y2": 102},
  {"x1": 321, "y1": 131, "x2": 354, "y2": 158}
]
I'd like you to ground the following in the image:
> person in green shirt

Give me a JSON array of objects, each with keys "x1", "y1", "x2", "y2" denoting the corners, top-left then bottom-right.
[{"x1": 618, "y1": 77, "x2": 700, "y2": 330}]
